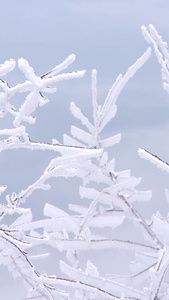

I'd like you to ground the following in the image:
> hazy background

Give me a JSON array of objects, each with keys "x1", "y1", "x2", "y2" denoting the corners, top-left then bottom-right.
[{"x1": 1, "y1": 0, "x2": 169, "y2": 298}]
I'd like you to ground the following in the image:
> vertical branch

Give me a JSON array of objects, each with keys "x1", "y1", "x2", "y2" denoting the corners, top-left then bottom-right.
[{"x1": 92, "y1": 69, "x2": 100, "y2": 148}]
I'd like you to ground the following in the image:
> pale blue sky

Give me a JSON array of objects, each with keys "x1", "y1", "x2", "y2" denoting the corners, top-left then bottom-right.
[{"x1": 1, "y1": 1, "x2": 169, "y2": 298}]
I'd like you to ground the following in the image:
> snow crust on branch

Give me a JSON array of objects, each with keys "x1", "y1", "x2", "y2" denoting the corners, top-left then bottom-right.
[{"x1": 138, "y1": 148, "x2": 169, "y2": 173}]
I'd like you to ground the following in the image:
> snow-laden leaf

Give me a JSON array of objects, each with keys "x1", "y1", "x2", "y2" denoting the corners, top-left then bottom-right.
[
  {"x1": 105, "y1": 158, "x2": 116, "y2": 172},
  {"x1": 100, "y1": 133, "x2": 121, "y2": 148},
  {"x1": 52, "y1": 138, "x2": 60, "y2": 144},
  {"x1": 80, "y1": 186, "x2": 117, "y2": 206},
  {"x1": 63, "y1": 134, "x2": 85, "y2": 147},
  {"x1": 44, "y1": 203, "x2": 70, "y2": 218},
  {"x1": 29, "y1": 253, "x2": 50, "y2": 260},
  {"x1": 114, "y1": 170, "x2": 131, "y2": 183},
  {"x1": 85, "y1": 211, "x2": 125, "y2": 229},
  {"x1": 79, "y1": 186, "x2": 100, "y2": 201},
  {"x1": 69, "y1": 204, "x2": 88, "y2": 215},
  {"x1": 71, "y1": 125, "x2": 97, "y2": 146},
  {"x1": 127, "y1": 190, "x2": 152, "y2": 203},
  {"x1": 86, "y1": 260, "x2": 99, "y2": 277},
  {"x1": 151, "y1": 215, "x2": 169, "y2": 245},
  {"x1": 70, "y1": 102, "x2": 94, "y2": 134}
]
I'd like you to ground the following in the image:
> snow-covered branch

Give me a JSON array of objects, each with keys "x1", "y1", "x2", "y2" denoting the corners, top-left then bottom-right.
[
  {"x1": 138, "y1": 148, "x2": 169, "y2": 173},
  {"x1": 1, "y1": 25, "x2": 169, "y2": 299},
  {"x1": 0, "y1": 54, "x2": 85, "y2": 126},
  {"x1": 68, "y1": 48, "x2": 151, "y2": 150}
]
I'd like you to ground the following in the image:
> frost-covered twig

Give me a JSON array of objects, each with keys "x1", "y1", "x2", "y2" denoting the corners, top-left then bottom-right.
[
  {"x1": 138, "y1": 148, "x2": 169, "y2": 174},
  {"x1": 99, "y1": 48, "x2": 151, "y2": 132},
  {"x1": 69, "y1": 48, "x2": 151, "y2": 149},
  {"x1": 117, "y1": 194, "x2": 163, "y2": 248},
  {"x1": 0, "y1": 234, "x2": 64, "y2": 299},
  {"x1": 0, "y1": 127, "x2": 101, "y2": 155},
  {"x1": 7, "y1": 148, "x2": 102, "y2": 207},
  {"x1": 60, "y1": 260, "x2": 148, "y2": 300},
  {"x1": 0, "y1": 55, "x2": 85, "y2": 126},
  {"x1": 142, "y1": 24, "x2": 169, "y2": 94}
]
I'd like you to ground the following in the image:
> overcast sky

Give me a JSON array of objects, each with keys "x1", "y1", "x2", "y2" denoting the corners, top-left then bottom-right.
[{"x1": 1, "y1": 1, "x2": 169, "y2": 298}]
